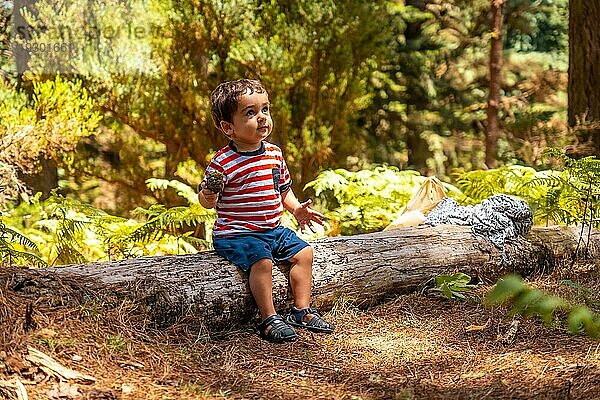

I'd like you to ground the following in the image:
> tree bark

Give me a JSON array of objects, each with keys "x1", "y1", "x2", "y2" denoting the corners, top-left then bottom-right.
[
  {"x1": 11, "y1": 0, "x2": 32, "y2": 78},
  {"x1": 568, "y1": 0, "x2": 600, "y2": 156},
  {"x1": 405, "y1": 0, "x2": 435, "y2": 173},
  {"x1": 486, "y1": 0, "x2": 505, "y2": 168},
  {"x1": 17, "y1": 157, "x2": 59, "y2": 201},
  {"x1": 6, "y1": 226, "x2": 599, "y2": 330}
]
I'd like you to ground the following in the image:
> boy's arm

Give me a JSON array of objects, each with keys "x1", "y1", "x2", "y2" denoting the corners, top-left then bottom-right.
[{"x1": 282, "y1": 189, "x2": 324, "y2": 231}]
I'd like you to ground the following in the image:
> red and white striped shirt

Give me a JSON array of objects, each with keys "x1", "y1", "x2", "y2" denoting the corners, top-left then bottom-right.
[{"x1": 204, "y1": 141, "x2": 292, "y2": 236}]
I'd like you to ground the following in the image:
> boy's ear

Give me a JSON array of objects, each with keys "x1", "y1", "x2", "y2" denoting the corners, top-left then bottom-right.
[{"x1": 220, "y1": 121, "x2": 233, "y2": 137}]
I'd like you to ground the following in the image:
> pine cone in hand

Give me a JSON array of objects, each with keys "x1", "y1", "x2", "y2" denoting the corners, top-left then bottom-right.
[{"x1": 205, "y1": 171, "x2": 225, "y2": 193}]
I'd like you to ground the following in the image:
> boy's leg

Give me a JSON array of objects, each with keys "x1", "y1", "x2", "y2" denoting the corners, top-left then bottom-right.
[
  {"x1": 249, "y1": 258, "x2": 277, "y2": 321},
  {"x1": 288, "y1": 246, "x2": 313, "y2": 312},
  {"x1": 287, "y1": 245, "x2": 334, "y2": 332},
  {"x1": 251, "y1": 257, "x2": 297, "y2": 341},
  {"x1": 213, "y1": 232, "x2": 296, "y2": 341}
]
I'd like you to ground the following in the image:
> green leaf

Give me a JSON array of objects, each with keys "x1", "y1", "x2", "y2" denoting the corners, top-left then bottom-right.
[
  {"x1": 510, "y1": 289, "x2": 544, "y2": 316},
  {"x1": 567, "y1": 306, "x2": 595, "y2": 335},
  {"x1": 441, "y1": 284, "x2": 453, "y2": 299},
  {"x1": 535, "y1": 296, "x2": 567, "y2": 324},
  {"x1": 485, "y1": 275, "x2": 525, "y2": 306}
]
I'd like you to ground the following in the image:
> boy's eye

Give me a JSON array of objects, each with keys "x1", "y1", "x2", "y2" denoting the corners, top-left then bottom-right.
[
  {"x1": 246, "y1": 110, "x2": 256, "y2": 117},
  {"x1": 262, "y1": 106, "x2": 270, "y2": 114}
]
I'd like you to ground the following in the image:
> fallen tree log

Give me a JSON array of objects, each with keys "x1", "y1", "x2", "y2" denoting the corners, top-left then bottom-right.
[{"x1": 6, "y1": 225, "x2": 600, "y2": 330}]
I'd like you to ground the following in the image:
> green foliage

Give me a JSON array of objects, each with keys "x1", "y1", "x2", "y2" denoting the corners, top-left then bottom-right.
[
  {"x1": 455, "y1": 149, "x2": 600, "y2": 228},
  {"x1": 126, "y1": 177, "x2": 215, "y2": 249},
  {"x1": 539, "y1": 149, "x2": 600, "y2": 227},
  {"x1": 1, "y1": 177, "x2": 214, "y2": 266},
  {"x1": 146, "y1": 178, "x2": 199, "y2": 205},
  {"x1": 44, "y1": 195, "x2": 100, "y2": 265},
  {"x1": 0, "y1": 217, "x2": 47, "y2": 267},
  {"x1": 0, "y1": 1, "x2": 576, "y2": 267},
  {"x1": 567, "y1": 307, "x2": 600, "y2": 339},
  {"x1": 17, "y1": 0, "x2": 393, "y2": 202},
  {"x1": 360, "y1": 0, "x2": 568, "y2": 176},
  {"x1": 105, "y1": 335, "x2": 127, "y2": 353},
  {"x1": 504, "y1": 0, "x2": 568, "y2": 55},
  {"x1": 305, "y1": 166, "x2": 418, "y2": 235},
  {"x1": 0, "y1": 76, "x2": 101, "y2": 173},
  {"x1": 305, "y1": 166, "x2": 459, "y2": 235},
  {"x1": 486, "y1": 275, "x2": 567, "y2": 324},
  {"x1": 0, "y1": 76, "x2": 101, "y2": 207},
  {"x1": 455, "y1": 165, "x2": 547, "y2": 204},
  {"x1": 431, "y1": 273, "x2": 479, "y2": 301},
  {"x1": 486, "y1": 274, "x2": 600, "y2": 339}
]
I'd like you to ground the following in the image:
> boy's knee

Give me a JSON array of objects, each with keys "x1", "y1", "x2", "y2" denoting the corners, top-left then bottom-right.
[
  {"x1": 251, "y1": 258, "x2": 274, "y2": 271},
  {"x1": 291, "y1": 246, "x2": 313, "y2": 263},
  {"x1": 304, "y1": 246, "x2": 314, "y2": 259}
]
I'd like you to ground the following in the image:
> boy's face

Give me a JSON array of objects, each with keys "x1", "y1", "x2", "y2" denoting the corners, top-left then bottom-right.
[{"x1": 220, "y1": 89, "x2": 272, "y2": 151}]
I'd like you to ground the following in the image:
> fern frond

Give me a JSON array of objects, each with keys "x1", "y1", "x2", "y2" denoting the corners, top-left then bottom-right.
[
  {"x1": 124, "y1": 205, "x2": 215, "y2": 244},
  {"x1": 46, "y1": 195, "x2": 108, "y2": 218},
  {"x1": 146, "y1": 178, "x2": 170, "y2": 191},
  {"x1": 125, "y1": 218, "x2": 165, "y2": 243},
  {"x1": 53, "y1": 242, "x2": 87, "y2": 265},
  {"x1": 0, "y1": 226, "x2": 39, "y2": 250},
  {"x1": 304, "y1": 169, "x2": 351, "y2": 197},
  {"x1": 132, "y1": 204, "x2": 168, "y2": 219},
  {"x1": 0, "y1": 239, "x2": 47, "y2": 267},
  {"x1": 304, "y1": 166, "x2": 433, "y2": 235},
  {"x1": 60, "y1": 219, "x2": 89, "y2": 238},
  {"x1": 178, "y1": 234, "x2": 211, "y2": 249},
  {"x1": 146, "y1": 178, "x2": 199, "y2": 204},
  {"x1": 0, "y1": 219, "x2": 46, "y2": 267}
]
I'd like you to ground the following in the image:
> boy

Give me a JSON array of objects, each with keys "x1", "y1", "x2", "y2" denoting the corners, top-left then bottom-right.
[{"x1": 198, "y1": 79, "x2": 334, "y2": 343}]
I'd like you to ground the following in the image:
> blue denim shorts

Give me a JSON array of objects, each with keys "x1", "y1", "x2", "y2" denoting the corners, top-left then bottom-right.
[{"x1": 212, "y1": 225, "x2": 310, "y2": 272}]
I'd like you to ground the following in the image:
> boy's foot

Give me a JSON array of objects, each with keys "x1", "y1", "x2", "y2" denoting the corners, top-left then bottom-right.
[
  {"x1": 285, "y1": 306, "x2": 334, "y2": 333},
  {"x1": 258, "y1": 314, "x2": 297, "y2": 343}
]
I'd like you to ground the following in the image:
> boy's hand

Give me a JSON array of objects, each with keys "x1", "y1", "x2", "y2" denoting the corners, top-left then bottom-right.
[
  {"x1": 293, "y1": 199, "x2": 324, "y2": 232},
  {"x1": 198, "y1": 182, "x2": 218, "y2": 209}
]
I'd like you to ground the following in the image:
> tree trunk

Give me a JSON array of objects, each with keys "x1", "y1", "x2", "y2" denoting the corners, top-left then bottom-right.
[
  {"x1": 405, "y1": 0, "x2": 435, "y2": 173},
  {"x1": 17, "y1": 157, "x2": 59, "y2": 201},
  {"x1": 485, "y1": 0, "x2": 505, "y2": 168},
  {"x1": 406, "y1": 128, "x2": 434, "y2": 175},
  {"x1": 568, "y1": 0, "x2": 600, "y2": 156},
  {"x1": 11, "y1": 0, "x2": 32, "y2": 78},
  {"x1": 6, "y1": 226, "x2": 599, "y2": 330}
]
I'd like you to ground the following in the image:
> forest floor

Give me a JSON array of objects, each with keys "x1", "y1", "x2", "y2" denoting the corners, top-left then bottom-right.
[{"x1": 2, "y1": 265, "x2": 600, "y2": 400}]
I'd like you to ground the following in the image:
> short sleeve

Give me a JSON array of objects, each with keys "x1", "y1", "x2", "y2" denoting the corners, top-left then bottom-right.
[{"x1": 278, "y1": 157, "x2": 292, "y2": 193}]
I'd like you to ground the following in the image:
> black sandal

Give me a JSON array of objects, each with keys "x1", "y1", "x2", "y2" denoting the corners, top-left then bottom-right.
[
  {"x1": 285, "y1": 306, "x2": 334, "y2": 333},
  {"x1": 258, "y1": 314, "x2": 297, "y2": 343}
]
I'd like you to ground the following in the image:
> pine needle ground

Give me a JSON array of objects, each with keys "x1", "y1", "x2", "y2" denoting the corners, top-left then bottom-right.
[{"x1": 2, "y1": 267, "x2": 600, "y2": 400}]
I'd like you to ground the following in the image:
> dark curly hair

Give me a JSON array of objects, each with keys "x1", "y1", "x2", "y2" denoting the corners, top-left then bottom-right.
[{"x1": 210, "y1": 79, "x2": 267, "y2": 132}]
